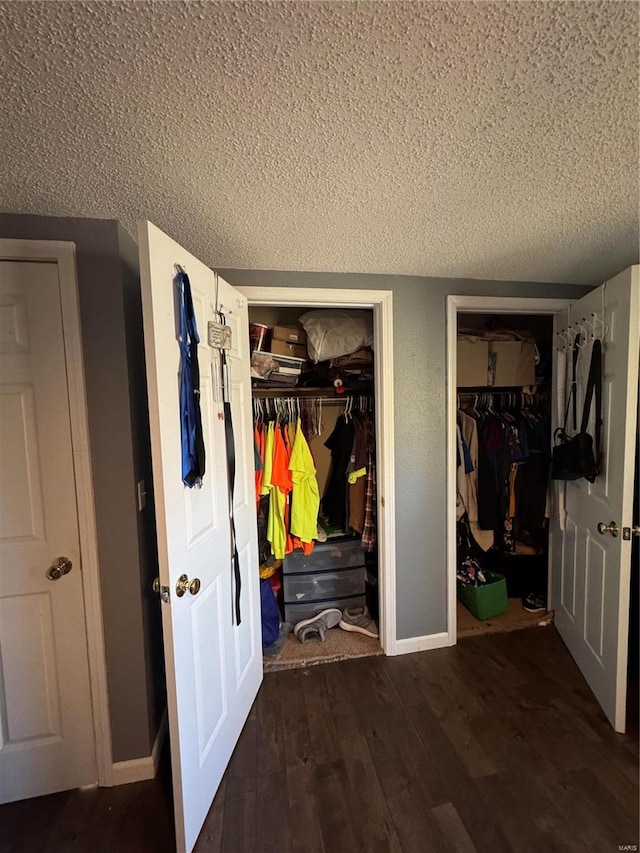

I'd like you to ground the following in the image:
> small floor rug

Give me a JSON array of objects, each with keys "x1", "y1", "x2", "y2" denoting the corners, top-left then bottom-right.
[
  {"x1": 263, "y1": 627, "x2": 382, "y2": 672},
  {"x1": 457, "y1": 598, "x2": 553, "y2": 639}
]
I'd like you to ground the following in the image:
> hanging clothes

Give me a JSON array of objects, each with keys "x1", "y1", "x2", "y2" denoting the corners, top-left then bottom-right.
[
  {"x1": 289, "y1": 419, "x2": 320, "y2": 544},
  {"x1": 254, "y1": 423, "x2": 265, "y2": 505},
  {"x1": 347, "y1": 416, "x2": 368, "y2": 534},
  {"x1": 253, "y1": 395, "x2": 376, "y2": 558},
  {"x1": 362, "y1": 445, "x2": 377, "y2": 552},
  {"x1": 457, "y1": 390, "x2": 550, "y2": 555},
  {"x1": 267, "y1": 423, "x2": 292, "y2": 560},
  {"x1": 322, "y1": 415, "x2": 356, "y2": 530}
]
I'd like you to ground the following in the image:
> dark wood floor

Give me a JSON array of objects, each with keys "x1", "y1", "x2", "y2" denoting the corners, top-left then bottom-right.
[{"x1": 1, "y1": 626, "x2": 637, "y2": 853}]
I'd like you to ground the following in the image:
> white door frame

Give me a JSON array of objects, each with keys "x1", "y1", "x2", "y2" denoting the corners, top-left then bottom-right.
[
  {"x1": 0, "y1": 239, "x2": 113, "y2": 785},
  {"x1": 446, "y1": 295, "x2": 574, "y2": 644},
  {"x1": 237, "y1": 287, "x2": 397, "y2": 654}
]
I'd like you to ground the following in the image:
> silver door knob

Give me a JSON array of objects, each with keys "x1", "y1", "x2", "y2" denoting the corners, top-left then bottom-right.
[
  {"x1": 176, "y1": 574, "x2": 201, "y2": 597},
  {"x1": 597, "y1": 521, "x2": 619, "y2": 538},
  {"x1": 46, "y1": 557, "x2": 73, "y2": 581},
  {"x1": 633, "y1": 526, "x2": 640, "y2": 537}
]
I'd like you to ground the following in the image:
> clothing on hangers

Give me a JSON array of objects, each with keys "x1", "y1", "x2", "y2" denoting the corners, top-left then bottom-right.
[
  {"x1": 457, "y1": 388, "x2": 550, "y2": 553},
  {"x1": 253, "y1": 394, "x2": 376, "y2": 552}
]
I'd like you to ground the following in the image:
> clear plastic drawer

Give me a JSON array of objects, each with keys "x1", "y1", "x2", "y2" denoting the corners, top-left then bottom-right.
[
  {"x1": 283, "y1": 538, "x2": 364, "y2": 574},
  {"x1": 283, "y1": 566, "x2": 365, "y2": 604},
  {"x1": 284, "y1": 594, "x2": 367, "y2": 626}
]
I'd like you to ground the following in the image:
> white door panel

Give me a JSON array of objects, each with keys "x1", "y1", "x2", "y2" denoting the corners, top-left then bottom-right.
[
  {"x1": 139, "y1": 223, "x2": 261, "y2": 853},
  {"x1": 0, "y1": 260, "x2": 96, "y2": 802},
  {"x1": 551, "y1": 266, "x2": 639, "y2": 732}
]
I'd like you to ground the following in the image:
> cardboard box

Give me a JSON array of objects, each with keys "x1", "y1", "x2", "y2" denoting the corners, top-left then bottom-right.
[
  {"x1": 488, "y1": 341, "x2": 536, "y2": 386},
  {"x1": 272, "y1": 324, "x2": 307, "y2": 345},
  {"x1": 271, "y1": 339, "x2": 308, "y2": 360},
  {"x1": 457, "y1": 340, "x2": 489, "y2": 386}
]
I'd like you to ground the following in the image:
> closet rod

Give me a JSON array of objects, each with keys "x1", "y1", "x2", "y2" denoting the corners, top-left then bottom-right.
[
  {"x1": 254, "y1": 396, "x2": 372, "y2": 407},
  {"x1": 252, "y1": 386, "x2": 373, "y2": 400},
  {"x1": 457, "y1": 385, "x2": 539, "y2": 393}
]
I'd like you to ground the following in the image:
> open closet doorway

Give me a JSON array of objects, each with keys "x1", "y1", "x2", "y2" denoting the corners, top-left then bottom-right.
[
  {"x1": 455, "y1": 310, "x2": 557, "y2": 637},
  {"x1": 236, "y1": 286, "x2": 397, "y2": 663},
  {"x1": 446, "y1": 295, "x2": 572, "y2": 644},
  {"x1": 447, "y1": 273, "x2": 640, "y2": 735}
]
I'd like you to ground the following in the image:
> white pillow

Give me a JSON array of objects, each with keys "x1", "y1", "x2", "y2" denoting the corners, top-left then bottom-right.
[{"x1": 299, "y1": 309, "x2": 374, "y2": 363}]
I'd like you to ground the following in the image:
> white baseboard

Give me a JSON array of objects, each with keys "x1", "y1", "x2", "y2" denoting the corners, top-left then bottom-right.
[
  {"x1": 387, "y1": 631, "x2": 450, "y2": 656},
  {"x1": 111, "y1": 708, "x2": 168, "y2": 786}
]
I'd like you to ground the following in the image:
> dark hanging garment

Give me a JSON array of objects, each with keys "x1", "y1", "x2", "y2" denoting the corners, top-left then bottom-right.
[
  {"x1": 322, "y1": 415, "x2": 355, "y2": 529},
  {"x1": 177, "y1": 269, "x2": 205, "y2": 487}
]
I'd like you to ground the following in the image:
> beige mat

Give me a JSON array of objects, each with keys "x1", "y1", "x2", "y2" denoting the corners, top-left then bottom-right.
[
  {"x1": 264, "y1": 627, "x2": 382, "y2": 672},
  {"x1": 457, "y1": 598, "x2": 553, "y2": 639}
]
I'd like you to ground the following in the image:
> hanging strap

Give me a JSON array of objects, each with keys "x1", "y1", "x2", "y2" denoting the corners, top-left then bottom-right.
[
  {"x1": 219, "y1": 316, "x2": 241, "y2": 625},
  {"x1": 571, "y1": 334, "x2": 579, "y2": 431},
  {"x1": 580, "y1": 338, "x2": 602, "y2": 461},
  {"x1": 561, "y1": 334, "x2": 580, "y2": 434},
  {"x1": 177, "y1": 270, "x2": 205, "y2": 487}
]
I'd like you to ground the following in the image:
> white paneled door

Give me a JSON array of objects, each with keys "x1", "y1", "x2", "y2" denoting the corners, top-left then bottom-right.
[
  {"x1": 550, "y1": 266, "x2": 639, "y2": 732},
  {"x1": 0, "y1": 260, "x2": 96, "y2": 802},
  {"x1": 138, "y1": 222, "x2": 262, "y2": 853}
]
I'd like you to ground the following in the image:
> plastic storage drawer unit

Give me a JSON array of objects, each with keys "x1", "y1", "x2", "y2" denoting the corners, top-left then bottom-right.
[
  {"x1": 283, "y1": 538, "x2": 364, "y2": 574},
  {"x1": 284, "y1": 566, "x2": 365, "y2": 605},
  {"x1": 284, "y1": 594, "x2": 366, "y2": 626}
]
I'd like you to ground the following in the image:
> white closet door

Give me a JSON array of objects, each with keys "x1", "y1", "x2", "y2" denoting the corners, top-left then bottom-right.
[
  {"x1": 139, "y1": 222, "x2": 262, "y2": 853},
  {"x1": 550, "y1": 265, "x2": 639, "y2": 732},
  {"x1": 0, "y1": 259, "x2": 96, "y2": 803}
]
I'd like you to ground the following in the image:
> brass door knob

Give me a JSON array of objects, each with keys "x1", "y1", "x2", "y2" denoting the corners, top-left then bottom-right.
[
  {"x1": 176, "y1": 574, "x2": 201, "y2": 597},
  {"x1": 597, "y1": 521, "x2": 619, "y2": 538},
  {"x1": 46, "y1": 557, "x2": 73, "y2": 581}
]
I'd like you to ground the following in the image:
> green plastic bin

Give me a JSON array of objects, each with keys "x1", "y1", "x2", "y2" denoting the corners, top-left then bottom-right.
[{"x1": 457, "y1": 570, "x2": 508, "y2": 620}]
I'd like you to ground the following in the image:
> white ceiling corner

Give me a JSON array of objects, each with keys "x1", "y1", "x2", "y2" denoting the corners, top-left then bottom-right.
[{"x1": 0, "y1": 0, "x2": 637, "y2": 285}]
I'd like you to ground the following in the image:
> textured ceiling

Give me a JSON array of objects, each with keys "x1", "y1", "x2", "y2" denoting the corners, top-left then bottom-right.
[{"x1": 0, "y1": 1, "x2": 638, "y2": 284}]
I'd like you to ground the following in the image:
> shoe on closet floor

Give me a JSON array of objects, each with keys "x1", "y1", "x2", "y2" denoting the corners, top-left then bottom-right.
[
  {"x1": 293, "y1": 608, "x2": 342, "y2": 644},
  {"x1": 523, "y1": 593, "x2": 546, "y2": 613},
  {"x1": 339, "y1": 606, "x2": 379, "y2": 639}
]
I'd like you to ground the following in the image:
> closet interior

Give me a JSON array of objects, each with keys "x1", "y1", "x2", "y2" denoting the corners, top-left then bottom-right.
[
  {"x1": 248, "y1": 305, "x2": 381, "y2": 668},
  {"x1": 456, "y1": 313, "x2": 554, "y2": 638}
]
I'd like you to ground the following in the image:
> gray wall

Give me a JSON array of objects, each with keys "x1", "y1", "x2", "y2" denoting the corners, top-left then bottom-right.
[
  {"x1": 218, "y1": 268, "x2": 590, "y2": 640},
  {"x1": 0, "y1": 213, "x2": 164, "y2": 763}
]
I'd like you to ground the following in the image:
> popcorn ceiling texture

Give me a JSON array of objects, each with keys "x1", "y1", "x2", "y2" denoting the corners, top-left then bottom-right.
[{"x1": 0, "y1": 0, "x2": 637, "y2": 284}]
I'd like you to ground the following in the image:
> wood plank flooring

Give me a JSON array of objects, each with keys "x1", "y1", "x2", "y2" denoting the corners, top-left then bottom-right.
[{"x1": 0, "y1": 626, "x2": 637, "y2": 853}]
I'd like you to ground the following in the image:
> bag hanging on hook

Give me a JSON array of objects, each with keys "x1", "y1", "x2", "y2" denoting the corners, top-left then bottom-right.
[{"x1": 551, "y1": 339, "x2": 602, "y2": 483}]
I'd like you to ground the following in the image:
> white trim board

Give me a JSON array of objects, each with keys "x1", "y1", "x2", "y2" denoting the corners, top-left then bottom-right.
[
  {"x1": 389, "y1": 632, "x2": 449, "y2": 656},
  {"x1": 446, "y1": 295, "x2": 573, "y2": 646},
  {"x1": 0, "y1": 238, "x2": 113, "y2": 786},
  {"x1": 238, "y1": 286, "x2": 398, "y2": 655},
  {"x1": 112, "y1": 709, "x2": 168, "y2": 786}
]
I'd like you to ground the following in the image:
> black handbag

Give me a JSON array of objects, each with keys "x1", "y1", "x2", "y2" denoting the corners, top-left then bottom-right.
[{"x1": 551, "y1": 338, "x2": 602, "y2": 483}]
